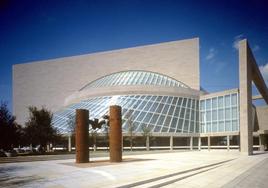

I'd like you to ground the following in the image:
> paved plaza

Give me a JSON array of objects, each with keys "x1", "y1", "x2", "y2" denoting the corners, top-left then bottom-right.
[{"x1": 0, "y1": 150, "x2": 267, "y2": 187}]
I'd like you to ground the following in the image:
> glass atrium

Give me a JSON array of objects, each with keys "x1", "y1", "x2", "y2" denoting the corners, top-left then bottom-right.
[{"x1": 52, "y1": 71, "x2": 239, "y2": 135}]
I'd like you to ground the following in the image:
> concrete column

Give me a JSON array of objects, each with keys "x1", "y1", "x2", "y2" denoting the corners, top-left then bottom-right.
[
  {"x1": 259, "y1": 135, "x2": 265, "y2": 151},
  {"x1": 198, "y1": 137, "x2": 201, "y2": 151},
  {"x1": 227, "y1": 135, "x2": 230, "y2": 151},
  {"x1": 146, "y1": 136, "x2": 150, "y2": 151},
  {"x1": 75, "y1": 109, "x2": 89, "y2": 163},
  {"x1": 46, "y1": 144, "x2": 50, "y2": 152},
  {"x1": 190, "y1": 136, "x2": 193, "y2": 150},
  {"x1": 109, "y1": 105, "x2": 122, "y2": 162},
  {"x1": 170, "y1": 136, "x2": 173, "y2": 150},
  {"x1": 208, "y1": 136, "x2": 211, "y2": 151},
  {"x1": 239, "y1": 40, "x2": 253, "y2": 155},
  {"x1": 68, "y1": 134, "x2": 72, "y2": 152}
]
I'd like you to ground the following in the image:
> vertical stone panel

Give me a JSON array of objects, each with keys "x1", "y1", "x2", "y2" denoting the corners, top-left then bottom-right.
[
  {"x1": 109, "y1": 105, "x2": 122, "y2": 162},
  {"x1": 76, "y1": 109, "x2": 89, "y2": 163},
  {"x1": 239, "y1": 40, "x2": 253, "y2": 155}
]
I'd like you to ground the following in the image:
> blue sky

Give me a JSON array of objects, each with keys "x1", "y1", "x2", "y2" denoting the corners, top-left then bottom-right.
[{"x1": 1, "y1": 0, "x2": 268, "y2": 111}]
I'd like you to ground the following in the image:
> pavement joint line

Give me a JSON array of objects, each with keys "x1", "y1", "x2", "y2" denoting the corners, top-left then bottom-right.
[
  {"x1": 116, "y1": 159, "x2": 235, "y2": 188},
  {"x1": 148, "y1": 165, "x2": 221, "y2": 188},
  {"x1": 135, "y1": 164, "x2": 223, "y2": 188}
]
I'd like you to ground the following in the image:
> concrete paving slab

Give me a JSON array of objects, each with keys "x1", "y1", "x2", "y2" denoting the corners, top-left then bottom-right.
[{"x1": 0, "y1": 150, "x2": 267, "y2": 188}]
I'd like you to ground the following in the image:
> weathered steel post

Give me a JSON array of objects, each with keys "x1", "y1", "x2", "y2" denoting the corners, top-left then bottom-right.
[
  {"x1": 109, "y1": 105, "x2": 122, "y2": 162},
  {"x1": 75, "y1": 109, "x2": 89, "y2": 163}
]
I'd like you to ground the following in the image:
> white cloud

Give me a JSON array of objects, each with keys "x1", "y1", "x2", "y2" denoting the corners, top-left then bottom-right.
[
  {"x1": 259, "y1": 63, "x2": 268, "y2": 82},
  {"x1": 206, "y1": 48, "x2": 217, "y2": 61},
  {"x1": 252, "y1": 45, "x2": 260, "y2": 52},
  {"x1": 232, "y1": 34, "x2": 244, "y2": 50}
]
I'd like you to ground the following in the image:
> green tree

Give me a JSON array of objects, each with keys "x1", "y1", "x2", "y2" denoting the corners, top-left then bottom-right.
[
  {"x1": 125, "y1": 110, "x2": 136, "y2": 151},
  {"x1": 89, "y1": 118, "x2": 106, "y2": 151},
  {"x1": 67, "y1": 114, "x2": 75, "y2": 135},
  {"x1": 66, "y1": 114, "x2": 76, "y2": 152},
  {"x1": 141, "y1": 125, "x2": 152, "y2": 151},
  {"x1": 0, "y1": 101, "x2": 22, "y2": 150},
  {"x1": 24, "y1": 106, "x2": 59, "y2": 150}
]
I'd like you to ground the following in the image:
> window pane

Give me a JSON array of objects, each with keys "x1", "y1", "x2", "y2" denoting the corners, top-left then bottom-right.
[
  {"x1": 201, "y1": 112, "x2": 205, "y2": 122},
  {"x1": 180, "y1": 108, "x2": 186, "y2": 118},
  {"x1": 164, "y1": 116, "x2": 172, "y2": 127},
  {"x1": 185, "y1": 108, "x2": 191, "y2": 119},
  {"x1": 218, "y1": 97, "x2": 223, "y2": 108},
  {"x1": 172, "y1": 98, "x2": 178, "y2": 105},
  {"x1": 177, "y1": 98, "x2": 182, "y2": 106},
  {"x1": 218, "y1": 121, "x2": 224, "y2": 132},
  {"x1": 143, "y1": 112, "x2": 153, "y2": 123},
  {"x1": 162, "y1": 105, "x2": 169, "y2": 114},
  {"x1": 225, "y1": 95, "x2": 231, "y2": 107},
  {"x1": 232, "y1": 107, "x2": 237, "y2": 119},
  {"x1": 170, "y1": 118, "x2": 178, "y2": 128},
  {"x1": 225, "y1": 121, "x2": 231, "y2": 131},
  {"x1": 167, "y1": 97, "x2": 173, "y2": 104},
  {"x1": 218, "y1": 109, "x2": 224, "y2": 120},
  {"x1": 201, "y1": 100, "x2": 205, "y2": 110},
  {"x1": 231, "y1": 94, "x2": 237, "y2": 106},
  {"x1": 191, "y1": 109, "x2": 195, "y2": 121},
  {"x1": 212, "y1": 110, "x2": 217, "y2": 121},
  {"x1": 206, "y1": 111, "x2": 211, "y2": 121},
  {"x1": 225, "y1": 108, "x2": 231, "y2": 119},
  {"x1": 212, "y1": 122, "x2": 217, "y2": 132},
  {"x1": 232, "y1": 120, "x2": 238, "y2": 131},
  {"x1": 177, "y1": 119, "x2": 184, "y2": 131},
  {"x1": 156, "y1": 103, "x2": 164, "y2": 113},
  {"x1": 192, "y1": 100, "x2": 196, "y2": 109},
  {"x1": 212, "y1": 98, "x2": 217, "y2": 109},
  {"x1": 137, "y1": 112, "x2": 146, "y2": 121},
  {"x1": 206, "y1": 122, "x2": 211, "y2": 132},
  {"x1": 187, "y1": 99, "x2": 192, "y2": 108},
  {"x1": 168, "y1": 106, "x2": 175, "y2": 116},
  {"x1": 190, "y1": 121, "x2": 195, "y2": 132},
  {"x1": 206, "y1": 99, "x2": 211, "y2": 110},
  {"x1": 174, "y1": 106, "x2": 181, "y2": 117},
  {"x1": 156, "y1": 115, "x2": 165, "y2": 125},
  {"x1": 149, "y1": 114, "x2": 159, "y2": 124},
  {"x1": 182, "y1": 98, "x2": 187, "y2": 107},
  {"x1": 183, "y1": 120, "x2": 189, "y2": 132}
]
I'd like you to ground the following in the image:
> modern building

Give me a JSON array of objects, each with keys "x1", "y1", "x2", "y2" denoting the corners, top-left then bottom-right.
[{"x1": 13, "y1": 38, "x2": 268, "y2": 155}]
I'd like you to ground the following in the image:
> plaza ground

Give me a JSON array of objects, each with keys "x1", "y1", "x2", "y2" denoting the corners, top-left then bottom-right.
[{"x1": 0, "y1": 150, "x2": 267, "y2": 187}]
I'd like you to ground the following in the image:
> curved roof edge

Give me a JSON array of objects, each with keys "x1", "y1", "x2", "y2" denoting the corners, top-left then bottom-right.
[
  {"x1": 79, "y1": 70, "x2": 191, "y2": 91},
  {"x1": 65, "y1": 85, "x2": 201, "y2": 107}
]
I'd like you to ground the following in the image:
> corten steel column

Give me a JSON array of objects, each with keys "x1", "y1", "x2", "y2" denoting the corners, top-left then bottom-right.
[
  {"x1": 75, "y1": 109, "x2": 89, "y2": 163},
  {"x1": 68, "y1": 134, "x2": 72, "y2": 152},
  {"x1": 109, "y1": 105, "x2": 122, "y2": 162}
]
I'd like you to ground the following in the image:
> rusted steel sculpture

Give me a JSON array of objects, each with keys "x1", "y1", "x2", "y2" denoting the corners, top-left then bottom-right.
[
  {"x1": 109, "y1": 105, "x2": 122, "y2": 162},
  {"x1": 75, "y1": 109, "x2": 89, "y2": 163}
]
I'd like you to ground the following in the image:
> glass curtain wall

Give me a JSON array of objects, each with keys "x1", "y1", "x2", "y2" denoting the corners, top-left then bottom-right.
[{"x1": 200, "y1": 92, "x2": 239, "y2": 133}]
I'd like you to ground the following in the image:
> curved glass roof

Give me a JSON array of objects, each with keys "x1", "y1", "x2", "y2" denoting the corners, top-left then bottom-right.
[
  {"x1": 52, "y1": 94, "x2": 199, "y2": 134},
  {"x1": 80, "y1": 70, "x2": 189, "y2": 91}
]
